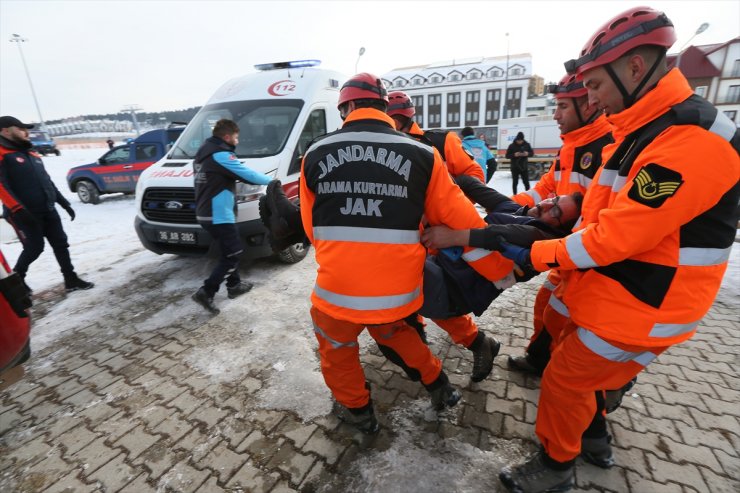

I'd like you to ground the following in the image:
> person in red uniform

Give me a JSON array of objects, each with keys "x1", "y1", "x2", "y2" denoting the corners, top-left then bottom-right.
[
  {"x1": 300, "y1": 74, "x2": 513, "y2": 433},
  {"x1": 495, "y1": 7, "x2": 740, "y2": 492},
  {"x1": 386, "y1": 91, "x2": 485, "y2": 182},
  {"x1": 508, "y1": 75, "x2": 613, "y2": 376}
]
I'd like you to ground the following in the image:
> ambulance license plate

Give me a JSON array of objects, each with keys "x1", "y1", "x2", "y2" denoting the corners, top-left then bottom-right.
[{"x1": 157, "y1": 231, "x2": 197, "y2": 244}]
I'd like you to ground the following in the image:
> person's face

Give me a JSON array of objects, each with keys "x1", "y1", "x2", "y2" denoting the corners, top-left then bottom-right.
[
  {"x1": 0, "y1": 126, "x2": 31, "y2": 144},
  {"x1": 553, "y1": 97, "x2": 584, "y2": 135},
  {"x1": 582, "y1": 65, "x2": 625, "y2": 116},
  {"x1": 223, "y1": 132, "x2": 239, "y2": 146},
  {"x1": 527, "y1": 195, "x2": 579, "y2": 228}
]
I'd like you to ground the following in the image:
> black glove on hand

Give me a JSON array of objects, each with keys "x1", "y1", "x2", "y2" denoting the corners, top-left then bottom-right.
[
  {"x1": 63, "y1": 204, "x2": 76, "y2": 221},
  {"x1": 13, "y1": 208, "x2": 38, "y2": 225}
]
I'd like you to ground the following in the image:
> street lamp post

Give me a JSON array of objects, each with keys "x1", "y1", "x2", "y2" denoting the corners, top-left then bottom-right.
[
  {"x1": 9, "y1": 33, "x2": 46, "y2": 130},
  {"x1": 675, "y1": 22, "x2": 709, "y2": 72},
  {"x1": 502, "y1": 33, "x2": 510, "y2": 119},
  {"x1": 355, "y1": 47, "x2": 366, "y2": 74}
]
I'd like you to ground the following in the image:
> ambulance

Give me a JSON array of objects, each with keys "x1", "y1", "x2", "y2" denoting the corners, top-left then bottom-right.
[{"x1": 134, "y1": 60, "x2": 347, "y2": 263}]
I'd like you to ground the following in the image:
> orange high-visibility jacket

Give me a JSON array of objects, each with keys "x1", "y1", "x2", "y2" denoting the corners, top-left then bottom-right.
[
  {"x1": 530, "y1": 69, "x2": 740, "y2": 347},
  {"x1": 512, "y1": 115, "x2": 613, "y2": 207},
  {"x1": 407, "y1": 122, "x2": 485, "y2": 183},
  {"x1": 300, "y1": 109, "x2": 512, "y2": 324}
]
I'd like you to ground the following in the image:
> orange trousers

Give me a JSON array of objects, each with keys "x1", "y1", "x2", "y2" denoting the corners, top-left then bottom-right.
[
  {"x1": 541, "y1": 283, "x2": 570, "y2": 348},
  {"x1": 311, "y1": 305, "x2": 442, "y2": 410},
  {"x1": 432, "y1": 314, "x2": 479, "y2": 348},
  {"x1": 531, "y1": 271, "x2": 561, "y2": 344},
  {"x1": 536, "y1": 325, "x2": 668, "y2": 462}
]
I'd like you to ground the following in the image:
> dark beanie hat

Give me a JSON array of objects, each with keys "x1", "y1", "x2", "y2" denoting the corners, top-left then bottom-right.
[
  {"x1": 461, "y1": 126, "x2": 475, "y2": 137},
  {"x1": 515, "y1": 131, "x2": 525, "y2": 140}
]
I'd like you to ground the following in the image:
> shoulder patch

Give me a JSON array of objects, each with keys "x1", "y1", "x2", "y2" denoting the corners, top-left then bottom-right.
[
  {"x1": 627, "y1": 163, "x2": 683, "y2": 208},
  {"x1": 579, "y1": 152, "x2": 594, "y2": 170}
]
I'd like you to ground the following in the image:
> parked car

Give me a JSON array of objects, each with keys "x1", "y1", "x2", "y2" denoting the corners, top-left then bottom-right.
[
  {"x1": 29, "y1": 130, "x2": 60, "y2": 156},
  {"x1": 66, "y1": 126, "x2": 185, "y2": 204},
  {"x1": 0, "y1": 247, "x2": 31, "y2": 378}
]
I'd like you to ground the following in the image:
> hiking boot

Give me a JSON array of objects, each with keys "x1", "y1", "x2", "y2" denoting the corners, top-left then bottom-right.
[
  {"x1": 64, "y1": 275, "x2": 94, "y2": 292},
  {"x1": 581, "y1": 435, "x2": 615, "y2": 469},
  {"x1": 499, "y1": 450, "x2": 574, "y2": 493},
  {"x1": 507, "y1": 354, "x2": 544, "y2": 377},
  {"x1": 428, "y1": 372, "x2": 462, "y2": 411},
  {"x1": 192, "y1": 287, "x2": 220, "y2": 315},
  {"x1": 469, "y1": 332, "x2": 501, "y2": 382},
  {"x1": 605, "y1": 377, "x2": 637, "y2": 413},
  {"x1": 226, "y1": 281, "x2": 253, "y2": 299},
  {"x1": 332, "y1": 401, "x2": 380, "y2": 435}
]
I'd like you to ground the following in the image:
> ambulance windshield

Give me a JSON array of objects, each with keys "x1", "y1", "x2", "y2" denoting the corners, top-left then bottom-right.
[{"x1": 171, "y1": 99, "x2": 304, "y2": 159}]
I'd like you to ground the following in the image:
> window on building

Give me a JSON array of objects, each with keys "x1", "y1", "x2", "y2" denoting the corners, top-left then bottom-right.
[
  {"x1": 723, "y1": 110, "x2": 737, "y2": 123},
  {"x1": 732, "y1": 59, "x2": 740, "y2": 77},
  {"x1": 412, "y1": 95, "x2": 424, "y2": 127},
  {"x1": 467, "y1": 71, "x2": 481, "y2": 80},
  {"x1": 488, "y1": 68, "x2": 503, "y2": 78},
  {"x1": 695, "y1": 86, "x2": 707, "y2": 97},
  {"x1": 412, "y1": 78, "x2": 424, "y2": 86},
  {"x1": 450, "y1": 73, "x2": 462, "y2": 82},
  {"x1": 485, "y1": 89, "x2": 502, "y2": 125},
  {"x1": 727, "y1": 85, "x2": 740, "y2": 103},
  {"x1": 430, "y1": 75, "x2": 442, "y2": 83},
  {"x1": 511, "y1": 67, "x2": 523, "y2": 76},
  {"x1": 428, "y1": 93, "x2": 442, "y2": 128}
]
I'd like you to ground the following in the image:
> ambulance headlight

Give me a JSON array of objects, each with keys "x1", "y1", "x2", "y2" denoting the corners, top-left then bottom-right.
[{"x1": 235, "y1": 168, "x2": 278, "y2": 203}]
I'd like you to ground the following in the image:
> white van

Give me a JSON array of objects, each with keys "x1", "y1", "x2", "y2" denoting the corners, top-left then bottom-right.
[{"x1": 134, "y1": 60, "x2": 347, "y2": 263}]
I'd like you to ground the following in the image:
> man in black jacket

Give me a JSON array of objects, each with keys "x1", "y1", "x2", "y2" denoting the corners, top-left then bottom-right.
[
  {"x1": 505, "y1": 131, "x2": 534, "y2": 194},
  {"x1": 0, "y1": 116, "x2": 93, "y2": 293},
  {"x1": 191, "y1": 119, "x2": 272, "y2": 314}
]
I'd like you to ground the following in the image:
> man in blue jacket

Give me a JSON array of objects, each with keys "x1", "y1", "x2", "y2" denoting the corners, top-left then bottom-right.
[
  {"x1": 0, "y1": 116, "x2": 93, "y2": 294},
  {"x1": 460, "y1": 127, "x2": 497, "y2": 183},
  {"x1": 191, "y1": 119, "x2": 272, "y2": 314}
]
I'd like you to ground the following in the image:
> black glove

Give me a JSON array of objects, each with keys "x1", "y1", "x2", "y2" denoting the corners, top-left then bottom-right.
[
  {"x1": 62, "y1": 204, "x2": 76, "y2": 221},
  {"x1": 13, "y1": 208, "x2": 38, "y2": 226},
  {"x1": 0, "y1": 272, "x2": 32, "y2": 318}
]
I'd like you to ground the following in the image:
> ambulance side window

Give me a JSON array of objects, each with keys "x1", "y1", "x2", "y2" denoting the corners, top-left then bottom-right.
[{"x1": 289, "y1": 109, "x2": 327, "y2": 175}]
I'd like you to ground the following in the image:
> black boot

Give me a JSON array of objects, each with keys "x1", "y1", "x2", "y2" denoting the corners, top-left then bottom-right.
[
  {"x1": 332, "y1": 396, "x2": 379, "y2": 435},
  {"x1": 500, "y1": 449, "x2": 575, "y2": 493},
  {"x1": 507, "y1": 354, "x2": 544, "y2": 376},
  {"x1": 468, "y1": 332, "x2": 501, "y2": 382},
  {"x1": 192, "y1": 287, "x2": 219, "y2": 314},
  {"x1": 427, "y1": 371, "x2": 462, "y2": 411},
  {"x1": 581, "y1": 435, "x2": 615, "y2": 469},
  {"x1": 226, "y1": 281, "x2": 253, "y2": 299},
  {"x1": 64, "y1": 274, "x2": 94, "y2": 292}
]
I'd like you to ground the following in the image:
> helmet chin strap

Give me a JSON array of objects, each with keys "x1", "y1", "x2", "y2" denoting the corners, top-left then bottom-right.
[{"x1": 604, "y1": 53, "x2": 665, "y2": 109}]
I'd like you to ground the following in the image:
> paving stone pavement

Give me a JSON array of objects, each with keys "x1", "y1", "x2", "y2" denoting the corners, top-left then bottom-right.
[{"x1": 0, "y1": 251, "x2": 738, "y2": 493}]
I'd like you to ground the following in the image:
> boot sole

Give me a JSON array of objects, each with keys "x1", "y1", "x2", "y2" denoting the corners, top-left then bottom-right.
[
  {"x1": 471, "y1": 339, "x2": 501, "y2": 382},
  {"x1": 507, "y1": 355, "x2": 544, "y2": 376},
  {"x1": 581, "y1": 451, "x2": 615, "y2": 469},
  {"x1": 499, "y1": 472, "x2": 574, "y2": 493}
]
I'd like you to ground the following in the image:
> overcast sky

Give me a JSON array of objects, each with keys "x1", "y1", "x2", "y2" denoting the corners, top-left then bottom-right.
[{"x1": 1, "y1": 0, "x2": 738, "y2": 123}]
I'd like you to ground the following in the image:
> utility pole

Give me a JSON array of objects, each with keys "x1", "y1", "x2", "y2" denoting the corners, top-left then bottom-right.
[
  {"x1": 9, "y1": 33, "x2": 46, "y2": 130},
  {"x1": 121, "y1": 105, "x2": 143, "y2": 135},
  {"x1": 502, "y1": 33, "x2": 510, "y2": 120}
]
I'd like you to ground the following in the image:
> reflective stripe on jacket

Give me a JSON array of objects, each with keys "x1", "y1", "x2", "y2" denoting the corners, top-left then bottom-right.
[
  {"x1": 300, "y1": 109, "x2": 511, "y2": 324},
  {"x1": 530, "y1": 69, "x2": 740, "y2": 347}
]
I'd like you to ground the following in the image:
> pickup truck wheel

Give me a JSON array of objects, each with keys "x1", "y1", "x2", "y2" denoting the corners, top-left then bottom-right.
[
  {"x1": 54, "y1": 149, "x2": 61, "y2": 156},
  {"x1": 278, "y1": 242, "x2": 309, "y2": 264},
  {"x1": 76, "y1": 180, "x2": 101, "y2": 204}
]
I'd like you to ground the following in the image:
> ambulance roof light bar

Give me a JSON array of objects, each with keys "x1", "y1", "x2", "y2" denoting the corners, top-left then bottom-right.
[{"x1": 254, "y1": 60, "x2": 321, "y2": 71}]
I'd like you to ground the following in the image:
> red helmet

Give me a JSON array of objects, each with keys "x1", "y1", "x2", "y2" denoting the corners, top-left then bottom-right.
[
  {"x1": 565, "y1": 6, "x2": 676, "y2": 76},
  {"x1": 546, "y1": 74, "x2": 587, "y2": 99},
  {"x1": 338, "y1": 73, "x2": 389, "y2": 108},
  {"x1": 387, "y1": 91, "x2": 415, "y2": 118}
]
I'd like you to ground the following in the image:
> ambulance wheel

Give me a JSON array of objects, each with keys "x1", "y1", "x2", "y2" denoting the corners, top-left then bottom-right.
[
  {"x1": 278, "y1": 242, "x2": 309, "y2": 264},
  {"x1": 76, "y1": 180, "x2": 101, "y2": 204}
]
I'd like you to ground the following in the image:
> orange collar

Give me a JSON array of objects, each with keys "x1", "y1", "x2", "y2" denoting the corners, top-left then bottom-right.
[
  {"x1": 606, "y1": 68, "x2": 693, "y2": 141},
  {"x1": 343, "y1": 107, "x2": 396, "y2": 128},
  {"x1": 561, "y1": 114, "x2": 611, "y2": 145},
  {"x1": 407, "y1": 121, "x2": 424, "y2": 137}
]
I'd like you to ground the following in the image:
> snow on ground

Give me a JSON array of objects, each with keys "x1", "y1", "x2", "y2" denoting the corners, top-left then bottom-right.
[{"x1": 1, "y1": 149, "x2": 737, "y2": 486}]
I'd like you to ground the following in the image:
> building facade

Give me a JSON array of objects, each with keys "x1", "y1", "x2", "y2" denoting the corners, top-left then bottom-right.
[
  {"x1": 382, "y1": 54, "x2": 546, "y2": 147},
  {"x1": 669, "y1": 36, "x2": 740, "y2": 125}
]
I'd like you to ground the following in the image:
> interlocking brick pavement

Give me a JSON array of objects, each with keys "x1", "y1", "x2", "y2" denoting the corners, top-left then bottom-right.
[{"x1": 1, "y1": 251, "x2": 738, "y2": 492}]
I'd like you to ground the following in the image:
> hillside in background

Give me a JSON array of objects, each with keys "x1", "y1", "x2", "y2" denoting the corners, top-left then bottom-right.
[{"x1": 46, "y1": 106, "x2": 202, "y2": 126}]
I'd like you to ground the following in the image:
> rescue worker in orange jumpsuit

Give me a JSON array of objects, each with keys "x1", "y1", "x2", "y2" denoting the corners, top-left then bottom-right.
[
  {"x1": 300, "y1": 74, "x2": 514, "y2": 434},
  {"x1": 386, "y1": 91, "x2": 485, "y2": 183},
  {"x1": 495, "y1": 7, "x2": 740, "y2": 492},
  {"x1": 386, "y1": 90, "x2": 502, "y2": 383},
  {"x1": 508, "y1": 75, "x2": 613, "y2": 376}
]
